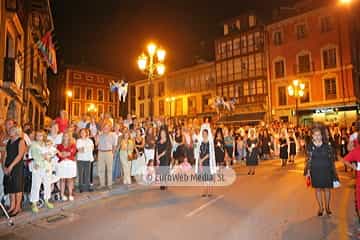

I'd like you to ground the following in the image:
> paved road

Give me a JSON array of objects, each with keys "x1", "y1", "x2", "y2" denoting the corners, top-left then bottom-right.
[{"x1": 0, "y1": 158, "x2": 358, "y2": 240}]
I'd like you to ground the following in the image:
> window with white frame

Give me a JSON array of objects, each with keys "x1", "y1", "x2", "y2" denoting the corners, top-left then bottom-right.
[
  {"x1": 72, "y1": 102, "x2": 80, "y2": 117},
  {"x1": 86, "y1": 88, "x2": 93, "y2": 100},
  {"x1": 324, "y1": 77, "x2": 337, "y2": 100},
  {"x1": 74, "y1": 87, "x2": 81, "y2": 100},
  {"x1": 273, "y1": 31, "x2": 283, "y2": 45},
  {"x1": 322, "y1": 47, "x2": 337, "y2": 69},
  {"x1": 274, "y1": 59, "x2": 285, "y2": 78},
  {"x1": 296, "y1": 24, "x2": 307, "y2": 39},
  {"x1": 298, "y1": 53, "x2": 311, "y2": 73},
  {"x1": 98, "y1": 89, "x2": 104, "y2": 102},
  {"x1": 278, "y1": 86, "x2": 287, "y2": 106}
]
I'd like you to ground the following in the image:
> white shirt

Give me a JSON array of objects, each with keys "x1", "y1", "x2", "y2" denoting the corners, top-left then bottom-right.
[
  {"x1": 77, "y1": 120, "x2": 88, "y2": 130},
  {"x1": 47, "y1": 133, "x2": 63, "y2": 145},
  {"x1": 76, "y1": 138, "x2": 94, "y2": 161},
  {"x1": 89, "y1": 123, "x2": 98, "y2": 137}
]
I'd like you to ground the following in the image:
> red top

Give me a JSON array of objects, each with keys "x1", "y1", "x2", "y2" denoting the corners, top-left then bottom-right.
[
  {"x1": 344, "y1": 146, "x2": 360, "y2": 163},
  {"x1": 57, "y1": 144, "x2": 77, "y2": 162},
  {"x1": 55, "y1": 117, "x2": 69, "y2": 133}
]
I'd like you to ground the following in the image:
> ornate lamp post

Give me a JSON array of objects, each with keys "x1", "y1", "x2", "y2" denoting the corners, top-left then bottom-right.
[
  {"x1": 137, "y1": 43, "x2": 166, "y2": 120},
  {"x1": 287, "y1": 79, "x2": 305, "y2": 126},
  {"x1": 166, "y1": 97, "x2": 175, "y2": 119}
]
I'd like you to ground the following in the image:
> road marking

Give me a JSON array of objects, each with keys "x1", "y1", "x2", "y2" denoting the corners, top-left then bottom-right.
[{"x1": 185, "y1": 195, "x2": 224, "y2": 217}]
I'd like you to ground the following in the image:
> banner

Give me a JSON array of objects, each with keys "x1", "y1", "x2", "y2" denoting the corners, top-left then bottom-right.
[{"x1": 36, "y1": 31, "x2": 57, "y2": 74}]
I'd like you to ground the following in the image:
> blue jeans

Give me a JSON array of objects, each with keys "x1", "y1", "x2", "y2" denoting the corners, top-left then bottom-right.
[{"x1": 112, "y1": 151, "x2": 122, "y2": 181}]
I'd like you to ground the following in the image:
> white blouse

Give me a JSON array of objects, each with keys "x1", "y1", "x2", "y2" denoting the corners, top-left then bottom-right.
[{"x1": 76, "y1": 138, "x2": 94, "y2": 162}]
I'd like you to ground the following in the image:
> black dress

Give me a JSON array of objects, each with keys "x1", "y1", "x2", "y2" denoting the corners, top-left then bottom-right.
[
  {"x1": 246, "y1": 138, "x2": 259, "y2": 166},
  {"x1": 279, "y1": 138, "x2": 288, "y2": 159},
  {"x1": 261, "y1": 136, "x2": 271, "y2": 155},
  {"x1": 199, "y1": 142, "x2": 211, "y2": 176},
  {"x1": 173, "y1": 134, "x2": 184, "y2": 160},
  {"x1": 289, "y1": 136, "x2": 296, "y2": 156},
  {"x1": 214, "y1": 139, "x2": 225, "y2": 165},
  {"x1": 3, "y1": 138, "x2": 24, "y2": 194},
  {"x1": 309, "y1": 143, "x2": 334, "y2": 188}
]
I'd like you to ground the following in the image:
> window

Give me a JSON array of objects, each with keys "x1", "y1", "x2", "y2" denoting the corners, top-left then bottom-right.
[
  {"x1": 244, "y1": 81, "x2": 249, "y2": 96},
  {"x1": 254, "y1": 32, "x2": 262, "y2": 50},
  {"x1": 97, "y1": 104, "x2": 104, "y2": 118},
  {"x1": 229, "y1": 85, "x2": 234, "y2": 98},
  {"x1": 109, "y1": 105, "x2": 113, "y2": 115},
  {"x1": 74, "y1": 87, "x2": 81, "y2": 100},
  {"x1": 109, "y1": 92, "x2": 114, "y2": 103},
  {"x1": 300, "y1": 82, "x2": 310, "y2": 103},
  {"x1": 188, "y1": 97, "x2": 196, "y2": 114},
  {"x1": 73, "y1": 73, "x2": 82, "y2": 80},
  {"x1": 227, "y1": 40, "x2": 232, "y2": 58},
  {"x1": 298, "y1": 54, "x2": 311, "y2": 73},
  {"x1": 73, "y1": 102, "x2": 80, "y2": 117},
  {"x1": 274, "y1": 60, "x2": 285, "y2": 78},
  {"x1": 139, "y1": 86, "x2": 145, "y2": 100},
  {"x1": 323, "y1": 47, "x2": 337, "y2": 69},
  {"x1": 86, "y1": 88, "x2": 93, "y2": 100},
  {"x1": 278, "y1": 86, "x2": 287, "y2": 106},
  {"x1": 140, "y1": 103, "x2": 144, "y2": 118},
  {"x1": 248, "y1": 34, "x2": 254, "y2": 52},
  {"x1": 296, "y1": 24, "x2": 307, "y2": 39},
  {"x1": 234, "y1": 58, "x2": 241, "y2": 80},
  {"x1": 175, "y1": 99, "x2": 183, "y2": 116},
  {"x1": 255, "y1": 53, "x2": 263, "y2": 76},
  {"x1": 159, "y1": 100, "x2": 165, "y2": 116},
  {"x1": 321, "y1": 16, "x2": 333, "y2": 32},
  {"x1": 256, "y1": 80, "x2": 264, "y2": 94},
  {"x1": 249, "y1": 55, "x2": 255, "y2": 77},
  {"x1": 158, "y1": 82, "x2": 165, "y2": 97},
  {"x1": 324, "y1": 78, "x2": 337, "y2": 100},
  {"x1": 233, "y1": 38, "x2": 240, "y2": 56},
  {"x1": 98, "y1": 89, "x2": 104, "y2": 101},
  {"x1": 86, "y1": 75, "x2": 94, "y2": 81},
  {"x1": 273, "y1": 31, "x2": 283, "y2": 45},
  {"x1": 202, "y1": 94, "x2": 211, "y2": 112},
  {"x1": 224, "y1": 24, "x2": 229, "y2": 35},
  {"x1": 241, "y1": 35, "x2": 247, "y2": 54},
  {"x1": 227, "y1": 60, "x2": 234, "y2": 81},
  {"x1": 249, "y1": 15, "x2": 256, "y2": 27},
  {"x1": 249, "y1": 80, "x2": 256, "y2": 95}
]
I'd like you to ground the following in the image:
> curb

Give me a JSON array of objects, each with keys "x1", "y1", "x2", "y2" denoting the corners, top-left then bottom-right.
[{"x1": 0, "y1": 184, "x2": 148, "y2": 230}]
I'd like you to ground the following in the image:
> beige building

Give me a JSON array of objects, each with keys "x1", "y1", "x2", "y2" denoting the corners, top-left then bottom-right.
[
  {"x1": 129, "y1": 62, "x2": 216, "y2": 119},
  {"x1": 0, "y1": 0, "x2": 55, "y2": 129}
]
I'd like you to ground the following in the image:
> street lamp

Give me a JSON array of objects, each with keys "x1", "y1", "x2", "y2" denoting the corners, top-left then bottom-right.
[
  {"x1": 287, "y1": 79, "x2": 305, "y2": 126},
  {"x1": 66, "y1": 90, "x2": 73, "y2": 122},
  {"x1": 339, "y1": 0, "x2": 352, "y2": 5},
  {"x1": 166, "y1": 97, "x2": 175, "y2": 118},
  {"x1": 137, "y1": 42, "x2": 166, "y2": 120}
]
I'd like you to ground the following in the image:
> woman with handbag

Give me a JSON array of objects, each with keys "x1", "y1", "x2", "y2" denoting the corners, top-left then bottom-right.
[
  {"x1": 154, "y1": 126, "x2": 172, "y2": 190},
  {"x1": 305, "y1": 125, "x2": 338, "y2": 217},
  {"x1": 119, "y1": 130, "x2": 135, "y2": 185}
]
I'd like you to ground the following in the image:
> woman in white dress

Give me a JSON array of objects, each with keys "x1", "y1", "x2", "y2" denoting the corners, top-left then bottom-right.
[{"x1": 56, "y1": 132, "x2": 77, "y2": 201}]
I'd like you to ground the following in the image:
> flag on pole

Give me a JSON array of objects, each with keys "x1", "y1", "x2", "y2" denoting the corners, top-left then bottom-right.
[{"x1": 36, "y1": 31, "x2": 57, "y2": 74}]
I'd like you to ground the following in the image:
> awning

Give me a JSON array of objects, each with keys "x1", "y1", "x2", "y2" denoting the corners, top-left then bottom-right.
[{"x1": 217, "y1": 112, "x2": 266, "y2": 125}]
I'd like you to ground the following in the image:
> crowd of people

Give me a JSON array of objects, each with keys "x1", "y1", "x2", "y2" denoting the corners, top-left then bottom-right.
[{"x1": 0, "y1": 109, "x2": 359, "y2": 220}]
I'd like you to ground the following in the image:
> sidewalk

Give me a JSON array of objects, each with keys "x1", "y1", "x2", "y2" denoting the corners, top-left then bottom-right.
[{"x1": 0, "y1": 181, "x2": 148, "y2": 230}]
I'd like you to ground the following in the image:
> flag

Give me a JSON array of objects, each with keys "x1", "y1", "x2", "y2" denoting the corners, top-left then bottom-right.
[{"x1": 36, "y1": 31, "x2": 57, "y2": 74}]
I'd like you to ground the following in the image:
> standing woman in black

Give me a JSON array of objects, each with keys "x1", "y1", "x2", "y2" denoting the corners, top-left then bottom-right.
[
  {"x1": 3, "y1": 126, "x2": 26, "y2": 216},
  {"x1": 305, "y1": 126, "x2": 337, "y2": 216},
  {"x1": 288, "y1": 131, "x2": 297, "y2": 164},
  {"x1": 279, "y1": 130, "x2": 289, "y2": 168},
  {"x1": 214, "y1": 128, "x2": 225, "y2": 167},
  {"x1": 340, "y1": 128, "x2": 349, "y2": 171},
  {"x1": 246, "y1": 128, "x2": 259, "y2": 175},
  {"x1": 154, "y1": 126, "x2": 172, "y2": 190}
]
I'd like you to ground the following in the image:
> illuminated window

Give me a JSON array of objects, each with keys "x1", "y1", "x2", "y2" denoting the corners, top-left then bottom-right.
[
  {"x1": 278, "y1": 86, "x2": 287, "y2": 106},
  {"x1": 86, "y1": 88, "x2": 93, "y2": 100},
  {"x1": 98, "y1": 89, "x2": 104, "y2": 101},
  {"x1": 324, "y1": 78, "x2": 337, "y2": 100},
  {"x1": 74, "y1": 87, "x2": 81, "y2": 99}
]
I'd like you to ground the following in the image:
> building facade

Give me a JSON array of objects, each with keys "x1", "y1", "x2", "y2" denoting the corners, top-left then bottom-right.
[
  {"x1": 48, "y1": 65, "x2": 122, "y2": 121},
  {"x1": 267, "y1": 1, "x2": 360, "y2": 126},
  {"x1": 215, "y1": 13, "x2": 268, "y2": 125},
  {"x1": 0, "y1": 0, "x2": 26, "y2": 124},
  {"x1": 0, "y1": 0, "x2": 55, "y2": 129},
  {"x1": 129, "y1": 62, "x2": 216, "y2": 120}
]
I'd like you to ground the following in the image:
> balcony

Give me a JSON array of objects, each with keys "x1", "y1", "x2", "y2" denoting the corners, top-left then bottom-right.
[
  {"x1": 28, "y1": 76, "x2": 50, "y2": 105},
  {"x1": 237, "y1": 94, "x2": 267, "y2": 105},
  {"x1": 3, "y1": 57, "x2": 22, "y2": 99}
]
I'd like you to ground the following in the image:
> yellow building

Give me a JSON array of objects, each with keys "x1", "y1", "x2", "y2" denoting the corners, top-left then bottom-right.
[{"x1": 129, "y1": 62, "x2": 216, "y2": 119}]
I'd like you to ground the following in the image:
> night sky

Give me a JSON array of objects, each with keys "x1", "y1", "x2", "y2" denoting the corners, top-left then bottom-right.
[{"x1": 52, "y1": 0, "x2": 295, "y2": 80}]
